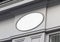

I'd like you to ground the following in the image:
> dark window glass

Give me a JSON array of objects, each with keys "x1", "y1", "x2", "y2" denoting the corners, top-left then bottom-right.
[{"x1": 50, "y1": 33, "x2": 60, "y2": 42}]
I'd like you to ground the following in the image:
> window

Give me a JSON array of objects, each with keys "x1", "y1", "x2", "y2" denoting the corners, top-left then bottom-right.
[
  {"x1": 50, "y1": 33, "x2": 60, "y2": 42},
  {"x1": 12, "y1": 33, "x2": 44, "y2": 42},
  {"x1": 12, "y1": 38, "x2": 25, "y2": 42},
  {"x1": 31, "y1": 34, "x2": 41, "y2": 42},
  {"x1": 16, "y1": 13, "x2": 44, "y2": 31}
]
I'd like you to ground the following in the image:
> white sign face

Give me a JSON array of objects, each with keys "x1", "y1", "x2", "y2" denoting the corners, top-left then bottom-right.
[
  {"x1": 16, "y1": 13, "x2": 44, "y2": 31},
  {"x1": 0, "y1": 0, "x2": 34, "y2": 11}
]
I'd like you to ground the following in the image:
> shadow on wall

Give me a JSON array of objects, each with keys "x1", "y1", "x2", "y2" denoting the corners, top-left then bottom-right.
[
  {"x1": 2, "y1": 39, "x2": 12, "y2": 42},
  {"x1": 0, "y1": 0, "x2": 46, "y2": 21},
  {"x1": 47, "y1": 0, "x2": 60, "y2": 7},
  {"x1": 0, "y1": 0, "x2": 60, "y2": 21}
]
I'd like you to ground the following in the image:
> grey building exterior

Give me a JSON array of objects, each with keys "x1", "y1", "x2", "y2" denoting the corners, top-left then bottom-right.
[{"x1": 0, "y1": 0, "x2": 60, "y2": 42}]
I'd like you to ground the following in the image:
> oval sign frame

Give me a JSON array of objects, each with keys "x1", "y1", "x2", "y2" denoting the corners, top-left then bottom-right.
[{"x1": 16, "y1": 13, "x2": 44, "y2": 31}]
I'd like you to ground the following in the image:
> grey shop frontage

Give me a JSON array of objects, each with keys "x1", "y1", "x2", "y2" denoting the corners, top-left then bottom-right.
[{"x1": 0, "y1": 0, "x2": 60, "y2": 42}]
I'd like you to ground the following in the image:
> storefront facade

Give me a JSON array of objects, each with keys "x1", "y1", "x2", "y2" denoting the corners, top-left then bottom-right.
[{"x1": 0, "y1": 0, "x2": 60, "y2": 42}]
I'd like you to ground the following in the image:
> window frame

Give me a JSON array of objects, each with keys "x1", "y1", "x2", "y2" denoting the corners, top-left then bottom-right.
[
  {"x1": 12, "y1": 33, "x2": 45, "y2": 42},
  {"x1": 46, "y1": 31, "x2": 60, "y2": 42}
]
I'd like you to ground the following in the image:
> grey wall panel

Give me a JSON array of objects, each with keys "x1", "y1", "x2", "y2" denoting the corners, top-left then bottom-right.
[
  {"x1": 47, "y1": 5, "x2": 60, "y2": 29},
  {"x1": 0, "y1": 8, "x2": 46, "y2": 40}
]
